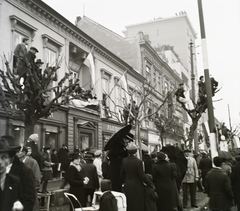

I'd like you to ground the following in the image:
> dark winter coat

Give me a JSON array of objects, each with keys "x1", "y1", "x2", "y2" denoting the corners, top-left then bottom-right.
[
  {"x1": 81, "y1": 163, "x2": 99, "y2": 190},
  {"x1": 0, "y1": 174, "x2": 23, "y2": 211},
  {"x1": 58, "y1": 147, "x2": 70, "y2": 171},
  {"x1": 99, "y1": 191, "x2": 118, "y2": 211},
  {"x1": 231, "y1": 162, "x2": 240, "y2": 210},
  {"x1": 65, "y1": 165, "x2": 86, "y2": 209},
  {"x1": 108, "y1": 142, "x2": 128, "y2": 192},
  {"x1": 143, "y1": 153, "x2": 155, "y2": 175},
  {"x1": 199, "y1": 157, "x2": 212, "y2": 177},
  {"x1": 205, "y1": 168, "x2": 234, "y2": 210},
  {"x1": 144, "y1": 186, "x2": 158, "y2": 211},
  {"x1": 121, "y1": 155, "x2": 153, "y2": 211},
  {"x1": 26, "y1": 140, "x2": 42, "y2": 170},
  {"x1": 9, "y1": 156, "x2": 36, "y2": 211},
  {"x1": 152, "y1": 160, "x2": 178, "y2": 211}
]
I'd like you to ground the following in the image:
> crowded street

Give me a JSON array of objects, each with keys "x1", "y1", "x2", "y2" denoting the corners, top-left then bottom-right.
[{"x1": 1, "y1": 0, "x2": 240, "y2": 211}]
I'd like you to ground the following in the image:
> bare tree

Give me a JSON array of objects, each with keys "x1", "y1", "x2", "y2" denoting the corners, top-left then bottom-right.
[
  {"x1": 106, "y1": 79, "x2": 171, "y2": 159},
  {"x1": 0, "y1": 54, "x2": 91, "y2": 141}
]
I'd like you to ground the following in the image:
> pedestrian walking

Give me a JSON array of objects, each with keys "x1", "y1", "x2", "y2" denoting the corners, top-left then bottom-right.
[
  {"x1": 121, "y1": 142, "x2": 153, "y2": 211},
  {"x1": 0, "y1": 137, "x2": 24, "y2": 211},
  {"x1": 231, "y1": 156, "x2": 240, "y2": 211},
  {"x1": 182, "y1": 149, "x2": 199, "y2": 209},
  {"x1": 41, "y1": 146, "x2": 54, "y2": 193},
  {"x1": 2, "y1": 135, "x2": 36, "y2": 211},
  {"x1": 152, "y1": 152, "x2": 179, "y2": 211},
  {"x1": 144, "y1": 174, "x2": 158, "y2": 211},
  {"x1": 205, "y1": 156, "x2": 234, "y2": 211},
  {"x1": 65, "y1": 152, "x2": 89, "y2": 210}
]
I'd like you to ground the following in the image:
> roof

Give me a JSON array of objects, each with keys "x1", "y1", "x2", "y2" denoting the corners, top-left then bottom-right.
[{"x1": 77, "y1": 16, "x2": 142, "y2": 72}]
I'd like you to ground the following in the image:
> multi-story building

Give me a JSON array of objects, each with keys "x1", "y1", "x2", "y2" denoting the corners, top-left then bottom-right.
[
  {"x1": 0, "y1": 0, "x2": 145, "y2": 151},
  {"x1": 76, "y1": 16, "x2": 183, "y2": 147},
  {"x1": 123, "y1": 11, "x2": 198, "y2": 102}
]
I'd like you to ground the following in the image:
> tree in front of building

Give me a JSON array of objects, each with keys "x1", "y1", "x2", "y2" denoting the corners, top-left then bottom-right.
[
  {"x1": 154, "y1": 113, "x2": 185, "y2": 147},
  {"x1": 0, "y1": 53, "x2": 92, "y2": 141},
  {"x1": 174, "y1": 76, "x2": 220, "y2": 149}
]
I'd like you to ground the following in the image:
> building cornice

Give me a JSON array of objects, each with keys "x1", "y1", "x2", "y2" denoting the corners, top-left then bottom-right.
[{"x1": 7, "y1": 0, "x2": 139, "y2": 74}]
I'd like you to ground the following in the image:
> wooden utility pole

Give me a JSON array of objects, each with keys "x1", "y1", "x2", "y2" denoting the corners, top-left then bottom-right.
[
  {"x1": 190, "y1": 41, "x2": 199, "y2": 153},
  {"x1": 197, "y1": 0, "x2": 218, "y2": 158}
]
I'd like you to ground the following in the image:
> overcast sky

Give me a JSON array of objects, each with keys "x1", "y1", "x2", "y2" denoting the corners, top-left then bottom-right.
[{"x1": 43, "y1": 0, "x2": 240, "y2": 128}]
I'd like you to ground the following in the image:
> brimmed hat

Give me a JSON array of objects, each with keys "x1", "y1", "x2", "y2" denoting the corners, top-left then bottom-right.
[
  {"x1": 22, "y1": 37, "x2": 29, "y2": 42},
  {"x1": 36, "y1": 59, "x2": 44, "y2": 64},
  {"x1": 126, "y1": 142, "x2": 139, "y2": 153},
  {"x1": 184, "y1": 149, "x2": 191, "y2": 153},
  {"x1": 29, "y1": 134, "x2": 38, "y2": 142},
  {"x1": 30, "y1": 47, "x2": 39, "y2": 53},
  {"x1": 0, "y1": 138, "x2": 11, "y2": 153},
  {"x1": 71, "y1": 152, "x2": 81, "y2": 160},
  {"x1": 1, "y1": 135, "x2": 21, "y2": 151},
  {"x1": 94, "y1": 150, "x2": 102, "y2": 157},
  {"x1": 43, "y1": 146, "x2": 50, "y2": 151},
  {"x1": 157, "y1": 152, "x2": 166, "y2": 160},
  {"x1": 19, "y1": 146, "x2": 28, "y2": 153},
  {"x1": 125, "y1": 133, "x2": 134, "y2": 141},
  {"x1": 84, "y1": 153, "x2": 93, "y2": 161}
]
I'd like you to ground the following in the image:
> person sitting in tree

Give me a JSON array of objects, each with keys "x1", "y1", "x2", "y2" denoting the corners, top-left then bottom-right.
[{"x1": 175, "y1": 83, "x2": 194, "y2": 112}]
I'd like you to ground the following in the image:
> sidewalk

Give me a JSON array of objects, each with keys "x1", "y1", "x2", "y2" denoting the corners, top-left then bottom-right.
[{"x1": 179, "y1": 189, "x2": 209, "y2": 211}]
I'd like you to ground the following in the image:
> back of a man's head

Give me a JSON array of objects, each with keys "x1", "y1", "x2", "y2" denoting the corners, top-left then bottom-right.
[{"x1": 213, "y1": 156, "x2": 223, "y2": 167}]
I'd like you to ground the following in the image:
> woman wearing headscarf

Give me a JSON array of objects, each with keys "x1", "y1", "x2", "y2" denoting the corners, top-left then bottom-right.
[
  {"x1": 65, "y1": 152, "x2": 89, "y2": 210},
  {"x1": 121, "y1": 142, "x2": 153, "y2": 211},
  {"x1": 152, "y1": 152, "x2": 177, "y2": 211}
]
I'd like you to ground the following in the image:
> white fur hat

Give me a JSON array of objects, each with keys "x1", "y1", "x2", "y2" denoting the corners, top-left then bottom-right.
[{"x1": 29, "y1": 134, "x2": 39, "y2": 142}]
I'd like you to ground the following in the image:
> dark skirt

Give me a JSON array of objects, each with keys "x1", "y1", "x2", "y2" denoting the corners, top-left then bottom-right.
[{"x1": 42, "y1": 171, "x2": 53, "y2": 181}]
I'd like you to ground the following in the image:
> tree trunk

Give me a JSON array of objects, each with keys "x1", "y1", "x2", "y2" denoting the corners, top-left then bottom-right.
[
  {"x1": 188, "y1": 118, "x2": 199, "y2": 150},
  {"x1": 24, "y1": 119, "x2": 36, "y2": 144}
]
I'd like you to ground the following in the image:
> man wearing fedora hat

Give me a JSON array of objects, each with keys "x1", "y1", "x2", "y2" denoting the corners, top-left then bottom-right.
[
  {"x1": 1, "y1": 135, "x2": 36, "y2": 211},
  {"x1": 0, "y1": 137, "x2": 24, "y2": 211}
]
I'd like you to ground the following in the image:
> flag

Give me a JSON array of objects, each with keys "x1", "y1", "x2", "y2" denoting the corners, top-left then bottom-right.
[
  {"x1": 83, "y1": 48, "x2": 95, "y2": 88},
  {"x1": 118, "y1": 72, "x2": 130, "y2": 104}
]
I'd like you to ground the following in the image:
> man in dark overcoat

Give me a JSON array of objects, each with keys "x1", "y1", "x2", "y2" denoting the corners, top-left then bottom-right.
[
  {"x1": 108, "y1": 133, "x2": 133, "y2": 192},
  {"x1": 81, "y1": 155, "x2": 99, "y2": 206},
  {"x1": 0, "y1": 138, "x2": 23, "y2": 211},
  {"x1": 121, "y1": 143, "x2": 153, "y2": 211},
  {"x1": 13, "y1": 37, "x2": 29, "y2": 75},
  {"x1": 152, "y1": 152, "x2": 179, "y2": 211},
  {"x1": 205, "y1": 156, "x2": 234, "y2": 211},
  {"x1": 231, "y1": 156, "x2": 240, "y2": 211},
  {"x1": 198, "y1": 152, "x2": 212, "y2": 192},
  {"x1": 1, "y1": 135, "x2": 36, "y2": 211}
]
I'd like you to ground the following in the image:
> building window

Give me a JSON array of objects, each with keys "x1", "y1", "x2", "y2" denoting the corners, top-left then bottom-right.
[
  {"x1": 146, "y1": 65, "x2": 151, "y2": 83},
  {"x1": 164, "y1": 81, "x2": 169, "y2": 95},
  {"x1": 102, "y1": 77, "x2": 109, "y2": 107}
]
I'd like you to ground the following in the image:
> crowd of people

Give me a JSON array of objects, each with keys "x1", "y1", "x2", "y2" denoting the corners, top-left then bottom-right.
[{"x1": 1, "y1": 132, "x2": 240, "y2": 211}]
